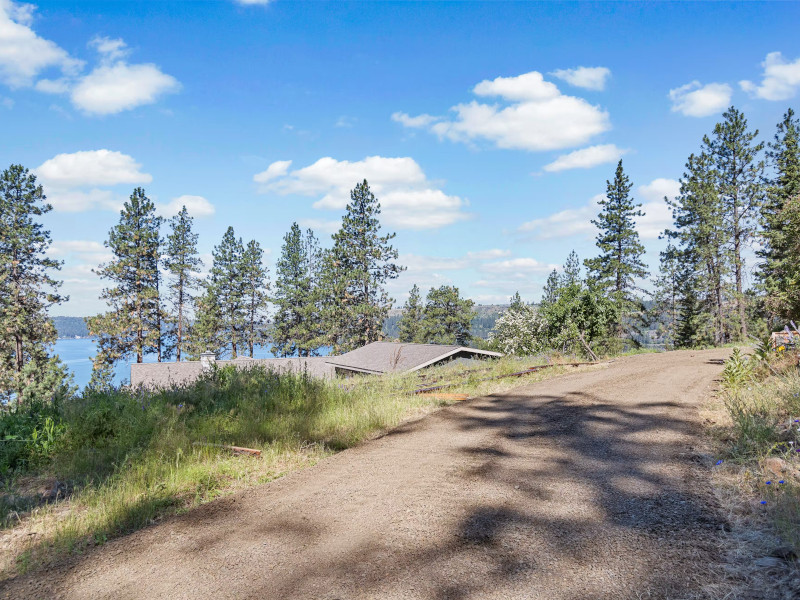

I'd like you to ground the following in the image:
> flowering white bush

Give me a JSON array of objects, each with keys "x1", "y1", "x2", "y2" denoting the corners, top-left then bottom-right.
[{"x1": 489, "y1": 305, "x2": 547, "y2": 356}]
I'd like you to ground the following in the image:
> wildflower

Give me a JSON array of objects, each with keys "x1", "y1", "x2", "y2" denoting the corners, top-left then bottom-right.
[
  {"x1": 715, "y1": 459, "x2": 724, "y2": 466},
  {"x1": 178, "y1": 403, "x2": 184, "y2": 409},
  {"x1": 779, "y1": 480, "x2": 785, "y2": 484},
  {"x1": 766, "y1": 481, "x2": 772, "y2": 485},
  {"x1": 761, "y1": 500, "x2": 767, "y2": 505}
]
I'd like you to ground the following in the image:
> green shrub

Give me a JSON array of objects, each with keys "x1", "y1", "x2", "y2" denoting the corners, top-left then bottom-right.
[
  {"x1": 0, "y1": 401, "x2": 64, "y2": 476},
  {"x1": 721, "y1": 347, "x2": 754, "y2": 391}
]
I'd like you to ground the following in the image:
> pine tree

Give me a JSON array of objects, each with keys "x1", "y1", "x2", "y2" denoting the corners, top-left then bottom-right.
[
  {"x1": 665, "y1": 152, "x2": 730, "y2": 346},
  {"x1": 187, "y1": 286, "x2": 225, "y2": 358},
  {"x1": 163, "y1": 206, "x2": 202, "y2": 362},
  {"x1": 397, "y1": 284, "x2": 425, "y2": 342},
  {"x1": 207, "y1": 227, "x2": 246, "y2": 358},
  {"x1": 87, "y1": 188, "x2": 162, "y2": 372},
  {"x1": 650, "y1": 244, "x2": 681, "y2": 347},
  {"x1": 272, "y1": 224, "x2": 323, "y2": 357},
  {"x1": 584, "y1": 160, "x2": 648, "y2": 337},
  {"x1": 759, "y1": 109, "x2": 800, "y2": 322},
  {"x1": 421, "y1": 285, "x2": 476, "y2": 346},
  {"x1": 241, "y1": 239, "x2": 270, "y2": 357},
  {"x1": 322, "y1": 180, "x2": 404, "y2": 353},
  {"x1": 707, "y1": 107, "x2": 765, "y2": 339},
  {"x1": 562, "y1": 251, "x2": 582, "y2": 287},
  {"x1": 508, "y1": 291, "x2": 524, "y2": 310},
  {"x1": 0, "y1": 164, "x2": 68, "y2": 406},
  {"x1": 541, "y1": 269, "x2": 560, "y2": 306},
  {"x1": 538, "y1": 251, "x2": 618, "y2": 355}
]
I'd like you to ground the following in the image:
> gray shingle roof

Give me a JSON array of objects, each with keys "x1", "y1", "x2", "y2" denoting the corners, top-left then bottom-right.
[
  {"x1": 129, "y1": 342, "x2": 501, "y2": 388},
  {"x1": 325, "y1": 342, "x2": 502, "y2": 375}
]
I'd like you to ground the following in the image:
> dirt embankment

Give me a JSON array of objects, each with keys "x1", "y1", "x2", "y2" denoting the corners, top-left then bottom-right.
[{"x1": 3, "y1": 350, "x2": 741, "y2": 599}]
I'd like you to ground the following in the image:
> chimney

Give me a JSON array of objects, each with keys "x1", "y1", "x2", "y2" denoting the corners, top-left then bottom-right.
[{"x1": 200, "y1": 351, "x2": 216, "y2": 373}]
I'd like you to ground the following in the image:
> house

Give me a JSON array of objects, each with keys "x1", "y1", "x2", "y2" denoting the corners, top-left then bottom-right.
[
  {"x1": 129, "y1": 342, "x2": 502, "y2": 388},
  {"x1": 324, "y1": 342, "x2": 502, "y2": 377}
]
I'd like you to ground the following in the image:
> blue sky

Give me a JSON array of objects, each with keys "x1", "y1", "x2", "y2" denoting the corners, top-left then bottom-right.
[{"x1": 2, "y1": 0, "x2": 799, "y2": 316}]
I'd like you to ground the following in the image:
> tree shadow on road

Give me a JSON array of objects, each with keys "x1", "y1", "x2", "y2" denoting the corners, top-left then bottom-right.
[{"x1": 2, "y1": 378, "x2": 729, "y2": 600}]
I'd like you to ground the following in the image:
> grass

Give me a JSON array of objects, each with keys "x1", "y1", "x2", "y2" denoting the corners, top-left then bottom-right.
[
  {"x1": 0, "y1": 354, "x2": 592, "y2": 579},
  {"x1": 711, "y1": 347, "x2": 800, "y2": 558}
]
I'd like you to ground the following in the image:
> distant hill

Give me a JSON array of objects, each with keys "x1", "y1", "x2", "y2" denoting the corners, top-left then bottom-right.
[
  {"x1": 383, "y1": 304, "x2": 509, "y2": 341},
  {"x1": 53, "y1": 316, "x2": 90, "y2": 339}
]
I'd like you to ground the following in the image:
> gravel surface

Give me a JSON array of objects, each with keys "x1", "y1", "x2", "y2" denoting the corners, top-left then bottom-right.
[{"x1": 2, "y1": 349, "x2": 731, "y2": 599}]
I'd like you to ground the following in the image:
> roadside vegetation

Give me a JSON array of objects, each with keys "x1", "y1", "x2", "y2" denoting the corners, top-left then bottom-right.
[
  {"x1": 713, "y1": 334, "x2": 800, "y2": 561},
  {"x1": 0, "y1": 355, "x2": 591, "y2": 579}
]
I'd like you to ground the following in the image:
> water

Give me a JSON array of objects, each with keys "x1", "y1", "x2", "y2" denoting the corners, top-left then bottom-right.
[{"x1": 53, "y1": 338, "x2": 280, "y2": 390}]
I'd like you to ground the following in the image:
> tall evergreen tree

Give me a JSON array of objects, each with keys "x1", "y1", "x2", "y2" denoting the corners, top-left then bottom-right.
[
  {"x1": 272, "y1": 224, "x2": 323, "y2": 357},
  {"x1": 0, "y1": 165, "x2": 69, "y2": 406},
  {"x1": 541, "y1": 269, "x2": 560, "y2": 306},
  {"x1": 397, "y1": 284, "x2": 425, "y2": 342},
  {"x1": 562, "y1": 251, "x2": 582, "y2": 287},
  {"x1": 508, "y1": 291, "x2": 524, "y2": 310},
  {"x1": 665, "y1": 152, "x2": 730, "y2": 345},
  {"x1": 650, "y1": 244, "x2": 681, "y2": 347},
  {"x1": 759, "y1": 109, "x2": 800, "y2": 321},
  {"x1": 187, "y1": 286, "x2": 225, "y2": 359},
  {"x1": 584, "y1": 160, "x2": 648, "y2": 337},
  {"x1": 322, "y1": 180, "x2": 404, "y2": 353},
  {"x1": 421, "y1": 285, "x2": 476, "y2": 346},
  {"x1": 241, "y1": 239, "x2": 270, "y2": 358},
  {"x1": 707, "y1": 107, "x2": 765, "y2": 339},
  {"x1": 207, "y1": 227, "x2": 246, "y2": 358},
  {"x1": 88, "y1": 188, "x2": 162, "y2": 371},
  {"x1": 163, "y1": 206, "x2": 202, "y2": 362}
]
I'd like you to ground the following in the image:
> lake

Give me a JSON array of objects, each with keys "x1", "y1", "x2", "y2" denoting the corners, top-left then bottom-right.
[{"x1": 53, "y1": 338, "x2": 280, "y2": 390}]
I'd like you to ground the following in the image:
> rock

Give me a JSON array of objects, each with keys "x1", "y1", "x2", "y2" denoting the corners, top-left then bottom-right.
[
  {"x1": 770, "y1": 545, "x2": 797, "y2": 560},
  {"x1": 40, "y1": 480, "x2": 66, "y2": 503},
  {"x1": 764, "y1": 457, "x2": 789, "y2": 478},
  {"x1": 754, "y1": 556, "x2": 783, "y2": 569}
]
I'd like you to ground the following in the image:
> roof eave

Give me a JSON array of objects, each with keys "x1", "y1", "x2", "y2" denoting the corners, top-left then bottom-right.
[{"x1": 406, "y1": 347, "x2": 503, "y2": 373}]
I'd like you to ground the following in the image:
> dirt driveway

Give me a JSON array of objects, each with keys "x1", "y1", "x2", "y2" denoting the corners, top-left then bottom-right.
[{"x1": 2, "y1": 349, "x2": 730, "y2": 599}]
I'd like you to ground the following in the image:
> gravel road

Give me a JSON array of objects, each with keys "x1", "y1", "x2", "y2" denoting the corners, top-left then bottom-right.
[{"x1": 2, "y1": 349, "x2": 730, "y2": 599}]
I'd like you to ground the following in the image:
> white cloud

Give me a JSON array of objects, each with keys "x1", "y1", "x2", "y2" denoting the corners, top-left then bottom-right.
[
  {"x1": 335, "y1": 115, "x2": 356, "y2": 128},
  {"x1": 518, "y1": 194, "x2": 603, "y2": 240},
  {"x1": 550, "y1": 66, "x2": 611, "y2": 91},
  {"x1": 543, "y1": 144, "x2": 627, "y2": 172},
  {"x1": 0, "y1": 0, "x2": 83, "y2": 88},
  {"x1": 518, "y1": 179, "x2": 679, "y2": 243},
  {"x1": 0, "y1": 4, "x2": 178, "y2": 115},
  {"x1": 157, "y1": 195, "x2": 215, "y2": 218},
  {"x1": 480, "y1": 257, "x2": 556, "y2": 275},
  {"x1": 297, "y1": 218, "x2": 341, "y2": 234},
  {"x1": 636, "y1": 200, "x2": 673, "y2": 241},
  {"x1": 42, "y1": 188, "x2": 122, "y2": 213},
  {"x1": 466, "y1": 249, "x2": 511, "y2": 261},
  {"x1": 71, "y1": 61, "x2": 180, "y2": 115},
  {"x1": 253, "y1": 160, "x2": 292, "y2": 183},
  {"x1": 638, "y1": 178, "x2": 680, "y2": 203},
  {"x1": 36, "y1": 149, "x2": 151, "y2": 187},
  {"x1": 391, "y1": 112, "x2": 439, "y2": 128},
  {"x1": 257, "y1": 155, "x2": 471, "y2": 230},
  {"x1": 89, "y1": 36, "x2": 129, "y2": 62},
  {"x1": 740, "y1": 52, "x2": 800, "y2": 101},
  {"x1": 395, "y1": 71, "x2": 611, "y2": 152},
  {"x1": 669, "y1": 81, "x2": 732, "y2": 117},
  {"x1": 35, "y1": 149, "x2": 152, "y2": 212},
  {"x1": 635, "y1": 178, "x2": 680, "y2": 240}
]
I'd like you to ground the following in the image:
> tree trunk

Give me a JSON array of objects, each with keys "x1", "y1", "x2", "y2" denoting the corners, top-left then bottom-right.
[{"x1": 177, "y1": 292, "x2": 183, "y2": 362}]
